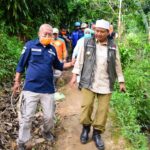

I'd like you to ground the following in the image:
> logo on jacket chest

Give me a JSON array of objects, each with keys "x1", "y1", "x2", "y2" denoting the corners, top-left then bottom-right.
[{"x1": 48, "y1": 49, "x2": 56, "y2": 56}]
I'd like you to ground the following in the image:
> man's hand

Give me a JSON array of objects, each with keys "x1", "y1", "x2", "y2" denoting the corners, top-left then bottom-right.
[
  {"x1": 12, "y1": 81, "x2": 21, "y2": 95},
  {"x1": 63, "y1": 59, "x2": 66, "y2": 63},
  {"x1": 63, "y1": 61, "x2": 74, "y2": 69},
  {"x1": 70, "y1": 74, "x2": 77, "y2": 87},
  {"x1": 119, "y1": 82, "x2": 126, "y2": 92},
  {"x1": 71, "y1": 58, "x2": 76, "y2": 65},
  {"x1": 12, "y1": 72, "x2": 21, "y2": 95}
]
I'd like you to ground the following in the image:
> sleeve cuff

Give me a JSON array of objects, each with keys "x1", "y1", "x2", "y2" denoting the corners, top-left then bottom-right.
[
  {"x1": 16, "y1": 66, "x2": 24, "y2": 73},
  {"x1": 72, "y1": 68, "x2": 80, "y2": 75},
  {"x1": 118, "y1": 76, "x2": 125, "y2": 83},
  {"x1": 60, "y1": 63, "x2": 64, "y2": 71}
]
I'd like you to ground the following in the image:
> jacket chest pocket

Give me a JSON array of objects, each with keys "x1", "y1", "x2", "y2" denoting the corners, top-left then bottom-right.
[
  {"x1": 31, "y1": 51, "x2": 43, "y2": 63},
  {"x1": 44, "y1": 53, "x2": 55, "y2": 64}
]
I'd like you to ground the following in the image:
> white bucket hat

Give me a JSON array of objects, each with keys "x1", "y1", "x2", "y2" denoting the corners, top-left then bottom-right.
[{"x1": 95, "y1": 19, "x2": 110, "y2": 30}]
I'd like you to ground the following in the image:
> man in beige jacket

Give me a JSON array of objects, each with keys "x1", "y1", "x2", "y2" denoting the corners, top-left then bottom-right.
[{"x1": 70, "y1": 19, "x2": 125, "y2": 150}]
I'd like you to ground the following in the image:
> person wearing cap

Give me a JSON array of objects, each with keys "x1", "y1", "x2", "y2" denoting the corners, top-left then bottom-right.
[
  {"x1": 59, "y1": 26, "x2": 71, "y2": 59},
  {"x1": 70, "y1": 19, "x2": 125, "y2": 150},
  {"x1": 71, "y1": 22, "x2": 82, "y2": 53},
  {"x1": 52, "y1": 28, "x2": 68, "y2": 62},
  {"x1": 51, "y1": 28, "x2": 68, "y2": 89},
  {"x1": 72, "y1": 28, "x2": 92, "y2": 61},
  {"x1": 12, "y1": 24, "x2": 73, "y2": 150},
  {"x1": 79, "y1": 22, "x2": 88, "y2": 38}
]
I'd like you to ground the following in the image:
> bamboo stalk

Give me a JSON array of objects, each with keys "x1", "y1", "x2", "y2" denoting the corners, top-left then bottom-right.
[{"x1": 118, "y1": 0, "x2": 122, "y2": 40}]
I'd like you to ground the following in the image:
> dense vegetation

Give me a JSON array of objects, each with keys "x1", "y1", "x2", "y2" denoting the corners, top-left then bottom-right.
[
  {"x1": 0, "y1": 0, "x2": 149, "y2": 149},
  {"x1": 0, "y1": 28, "x2": 22, "y2": 83},
  {"x1": 111, "y1": 33, "x2": 150, "y2": 149}
]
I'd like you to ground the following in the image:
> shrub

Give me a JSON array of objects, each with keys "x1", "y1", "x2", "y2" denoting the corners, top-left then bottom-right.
[
  {"x1": 0, "y1": 30, "x2": 23, "y2": 83},
  {"x1": 111, "y1": 93, "x2": 148, "y2": 150},
  {"x1": 111, "y1": 33, "x2": 150, "y2": 149}
]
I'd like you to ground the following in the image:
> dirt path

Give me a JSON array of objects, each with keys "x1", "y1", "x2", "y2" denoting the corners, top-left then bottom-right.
[
  {"x1": 0, "y1": 70, "x2": 126, "y2": 150},
  {"x1": 54, "y1": 85, "x2": 126, "y2": 150}
]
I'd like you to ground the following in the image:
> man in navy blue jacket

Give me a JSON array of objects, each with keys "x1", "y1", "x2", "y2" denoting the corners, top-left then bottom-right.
[{"x1": 12, "y1": 24, "x2": 73, "y2": 150}]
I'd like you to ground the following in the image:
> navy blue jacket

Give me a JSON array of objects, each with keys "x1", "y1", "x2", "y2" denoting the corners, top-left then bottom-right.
[{"x1": 16, "y1": 39, "x2": 63, "y2": 93}]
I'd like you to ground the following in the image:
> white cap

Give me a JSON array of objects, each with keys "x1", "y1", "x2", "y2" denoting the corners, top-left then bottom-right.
[
  {"x1": 53, "y1": 28, "x2": 59, "y2": 34},
  {"x1": 81, "y1": 23, "x2": 87, "y2": 28},
  {"x1": 95, "y1": 19, "x2": 110, "y2": 30}
]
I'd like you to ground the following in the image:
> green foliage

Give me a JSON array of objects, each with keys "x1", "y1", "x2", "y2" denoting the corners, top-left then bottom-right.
[
  {"x1": 118, "y1": 32, "x2": 148, "y2": 68},
  {"x1": 111, "y1": 93, "x2": 148, "y2": 150},
  {"x1": 0, "y1": 0, "x2": 55, "y2": 39},
  {"x1": 124, "y1": 57, "x2": 150, "y2": 128},
  {"x1": 0, "y1": 0, "x2": 122, "y2": 38},
  {"x1": 0, "y1": 30, "x2": 22, "y2": 83},
  {"x1": 0, "y1": 0, "x2": 149, "y2": 40},
  {"x1": 123, "y1": 13, "x2": 145, "y2": 33},
  {"x1": 67, "y1": 0, "x2": 119, "y2": 26},
  {"x1": 111, "y1": 33, "x2": 150, "y2": 149}
]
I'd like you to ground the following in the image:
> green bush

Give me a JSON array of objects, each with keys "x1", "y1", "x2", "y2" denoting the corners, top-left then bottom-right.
[
  {"x1": 111, "y1": 33, "x2": 150, "y2": 149},
  {"x1": 125, "y1": 59, "x2": 150, "y2": 128},
  {"x1": 118, "y1": 32, "x2": 147, "y2": 68},
  {"x1": 111, "y1": 93, "x2": 148, "y2": 150},
  {"x1": 0, "y1": 30, "x2": 23, "y2": 83}
]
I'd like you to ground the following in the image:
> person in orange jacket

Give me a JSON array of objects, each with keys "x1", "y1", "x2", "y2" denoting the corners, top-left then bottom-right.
[
  {"x1": 51, "y1": 28, "x2": 68, "y2": 90},
  {"x1": 51, "y1": 28, "x2": 68, "y2": 62}
]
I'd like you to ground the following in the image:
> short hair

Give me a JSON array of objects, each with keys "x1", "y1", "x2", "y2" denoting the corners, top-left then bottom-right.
[{"x1": 39, "y1": 24, "x2": 53, "y2": 32}]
